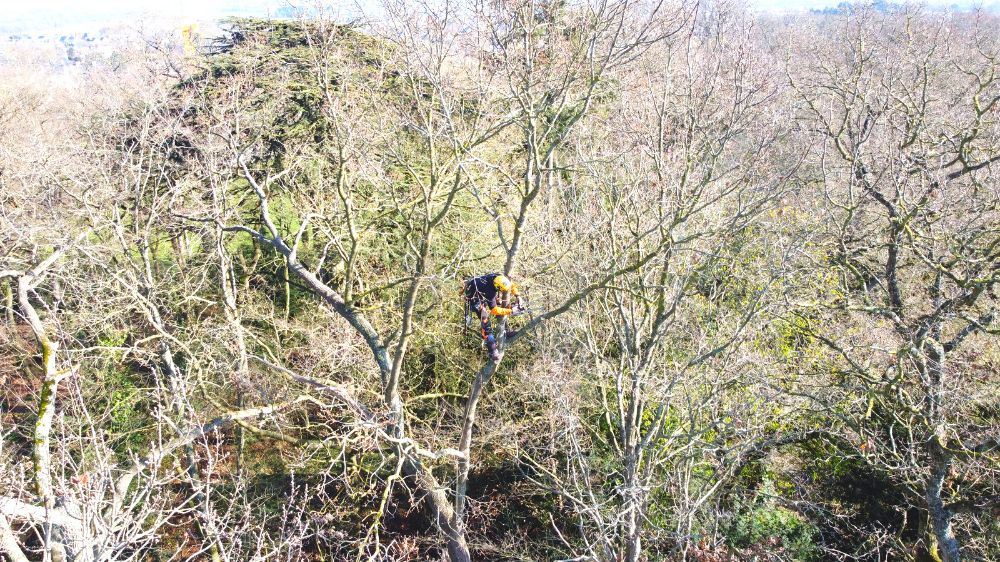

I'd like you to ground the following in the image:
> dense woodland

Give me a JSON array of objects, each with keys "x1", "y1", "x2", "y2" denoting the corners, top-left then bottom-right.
[{"x1": 1, "y1": 2, "x2": 999, "y2": 561}]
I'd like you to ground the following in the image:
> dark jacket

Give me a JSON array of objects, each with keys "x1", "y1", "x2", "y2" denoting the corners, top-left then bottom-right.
[{"x1": 464, "y1": 273, "x2": 514, "y2": 316}]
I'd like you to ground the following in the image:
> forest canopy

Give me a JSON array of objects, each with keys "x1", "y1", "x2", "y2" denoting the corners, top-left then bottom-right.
[{"x1": 1, "y1": 2, "x2": 999, "y2": 561}]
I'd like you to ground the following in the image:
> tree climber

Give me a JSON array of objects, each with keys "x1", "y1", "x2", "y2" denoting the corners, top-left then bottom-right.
[{"x1": 462, "y1": 273, "x2": 523, "y2": 361}]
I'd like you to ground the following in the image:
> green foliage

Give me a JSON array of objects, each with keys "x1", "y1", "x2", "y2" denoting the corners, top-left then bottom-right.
[
  {"x1": 794, "y1": 438, "x2": 909, "y2": 550},
  {"x1": 726, "y1": 480, "x2": 819, "y2": 561},
  {"x1": 728, "y1": 503, "x2": 818, "y2": 561},
  {"x1": 86, "y1": 330, "x2": 152, "y2": 461},
  {"x1": 692, "y1": 226, "x2": 768, "y2": 309},
  {"x1": 192, "y1": 18, "x2": 398, "y2": 175},
  {"x1": 775, "y1": 314, "x2": 814, "y2": 360},
  {"x1": 100, "y1": 363, "x2": 151, "y2": 462}
]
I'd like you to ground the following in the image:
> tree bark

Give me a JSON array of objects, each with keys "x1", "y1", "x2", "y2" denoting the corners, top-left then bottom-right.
[
  {"x1": 0, "y1": 513, "x2": 30, "y2": 562},
  {"x1": 926, "y1": 437, "x2": 961, "y2": 562},
  {"x1": 924, "y1": 341, "x2": 961, "y2": 562}
]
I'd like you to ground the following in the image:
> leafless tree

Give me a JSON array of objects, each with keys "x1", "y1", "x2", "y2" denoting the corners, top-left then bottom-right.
[
  {"x1": 786, "y1": 7, "x2": 1000, "y2": 561},
  {"x1": 518, "y1": 4, "x2": 812, "y2": 560}
]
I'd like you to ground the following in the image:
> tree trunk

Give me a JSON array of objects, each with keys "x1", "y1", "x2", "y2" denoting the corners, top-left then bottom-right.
[
  {"x1": 404, "y1": 458, "x2": 471, "y2": 562},
  {"x1": 446, "y1": 536, "x2": 472, "y2": 562},
  {"x1": 0, "y1": 513, "x2": 30, "y2": 562},
  {"x1": 623, "y1": 448, "x2": 643, "y2": 562},
  {"x1": 926, "y1": 441, "x2": 960, "y2": 561},
  {"x1": 924, "y1": 340, "x2": 961, "y2": 562}
]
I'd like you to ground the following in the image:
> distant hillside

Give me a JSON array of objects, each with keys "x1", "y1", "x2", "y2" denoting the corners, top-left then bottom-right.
[{"x1": 810, "y1": 0, "x2": 1000, "y2": 15}]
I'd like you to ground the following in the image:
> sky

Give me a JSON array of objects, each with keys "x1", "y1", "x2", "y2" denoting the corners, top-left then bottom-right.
[
  {"x1": 0, "y1": 0, "x2": 986, "y2": 33},
  {"x1": 1, "y1": 0, "x2": 279, "y2": 20},
  {"x1": 0, "y1": 0, "x2": 294, "y2": 32}
]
